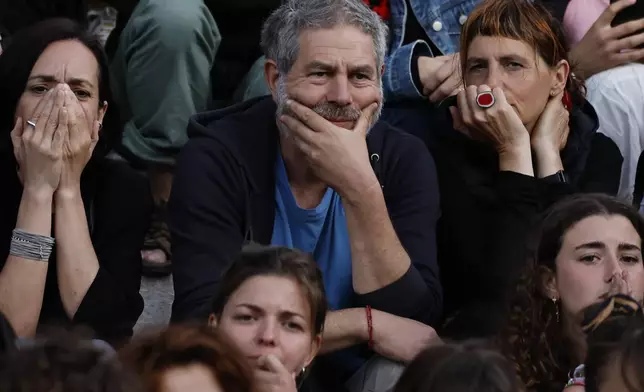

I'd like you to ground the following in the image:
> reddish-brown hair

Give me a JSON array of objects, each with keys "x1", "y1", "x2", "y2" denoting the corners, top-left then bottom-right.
[
  {"x1": 119, "y1": 325, "x2": 253, "y2": 392},
  {"x1": 460, "y1": 0, "x2": 584, "y2": 104}
]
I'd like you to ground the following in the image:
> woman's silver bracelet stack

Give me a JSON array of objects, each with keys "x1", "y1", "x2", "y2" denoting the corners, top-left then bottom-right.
[{"x1": 9, "y1": 229, "x2": 55, "y2": 262}]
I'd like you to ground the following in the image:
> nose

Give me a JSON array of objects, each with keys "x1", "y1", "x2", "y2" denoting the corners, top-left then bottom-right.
[
  {"x1": 255, "y1": 318, "x2": 279, "y2": 347},
  {"x1": 327, "y1": 75, "x2": 352, "y2": 106},
  {"x1": 484, "y1": 64, "x2": 502, "y2": 90},
  {"x1": 604, "y1": 255, "x2": 624, "y2": 284}
]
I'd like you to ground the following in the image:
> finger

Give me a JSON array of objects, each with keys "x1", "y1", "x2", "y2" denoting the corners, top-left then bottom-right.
[
  {"x1": 31, "y1": 88, "x2": 58, "y2": 144},
  {"x1": 52, "y1": 107, "x2": 68, "y2": 153},
  {"x1": 610, "y1": 16, "x2": 644, "y2": 41},
  {"x1": 423, "y1": 58, "x2": 454, "y2": 96},
  {"x1": 28, "y1": 88, "x2": 54, "y2": 128},
  {"x1": 11, "y1": 118, "x2": 24, "y2": 160},
  {"x1": 11, "y1": 117, "x2": 23, "y2": 145},
  {"x1": 285, "y1": 99, "x2": 332, "y2": 133},
  {"x1": 279, "y1": 115, "x2": 317, "y2": 144},
  {"x1": 490, "y1": 87, "x2": 510, "y2": 107},
  {"x1": 429, "y1": 71, "x2": 462, "y2": 103},
  {"x1": 260, "y1": 355, "x2": 290, "y2": 375},
  {"x1": 467, "y1": 85, "x2": 486, "y2": 124},
  {"x1": 614, "y1": 46, "x2": 644, "y2": 63},
  {"x1": 599, "y1": 0, "x2": 636, "y2": 27},
  {"x1": 613, "y1": 30, "x2": 644, "y2": 51},
  {"x1": 449, "y1": 106, "x2": 468, "y2": 136},
  {"x1": 41, "y1": 89, "x2": 64, "y2": 148},
  {"x1": 456, "y1": 88, "x2": 473, "y2": 127},
  {"x1": 353, "y1": 103, "x2": 378, "y2": 137}
]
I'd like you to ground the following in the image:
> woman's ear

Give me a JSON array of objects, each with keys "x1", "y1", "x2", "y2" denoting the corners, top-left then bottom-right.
[
  {"x1": 539, "y1": 265, "x2": 560, "y2": 300},
  {"x1": 207, "y1": 313, "x2": 218, "y2": 328},
  {"x1": 302, "y1": 334, "x2": 322, "y2": 369},
  {"x1": 550, "y1": 60, "x2": 570, "y2": 96},
  {"x1": 98, "y1": 101, "x2": 108, "y2": 124}
]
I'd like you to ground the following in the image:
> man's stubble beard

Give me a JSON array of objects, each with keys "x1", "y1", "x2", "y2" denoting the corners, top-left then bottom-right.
[{"x1": 274, "y1": 75, "x2": 384, "y2": 141}]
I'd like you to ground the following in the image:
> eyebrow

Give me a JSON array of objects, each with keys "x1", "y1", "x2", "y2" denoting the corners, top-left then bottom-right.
[
  {"x1": 306, "y1": 61, "x2": 375, "y2": 76},
  {"x1": 28, "y1": 74, "x2": 95, "y2": 88},
  {"x1": 466, "y1": 54, "x2": 530, "y2": 65},
  {"x1": 236, "y1": 303, "x2": 306, "y2": 320},
  {"x1": 574, "y1": 241, "x2": 641, "y2": 252}
]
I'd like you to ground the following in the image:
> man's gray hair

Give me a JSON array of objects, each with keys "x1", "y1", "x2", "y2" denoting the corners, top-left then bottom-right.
[{"x1": 261, "y1": 0, "x2": 389, "y2": 75}]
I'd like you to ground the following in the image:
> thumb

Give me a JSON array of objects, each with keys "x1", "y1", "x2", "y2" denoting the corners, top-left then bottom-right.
[
  {"x1": 354, "y1": 103, "x2": 379, "y2": 137},
  {"x1": 548, "y1": 90, "x2": 565, "y2": 109},
  {"x1": 259, "y1": 355, "x2": 289, "y2": 375}
]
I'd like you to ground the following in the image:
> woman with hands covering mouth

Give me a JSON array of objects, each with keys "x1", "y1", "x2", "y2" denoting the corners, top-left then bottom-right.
[{"x1": 0, "y1": 18, "x2": 151, "y2": 343}]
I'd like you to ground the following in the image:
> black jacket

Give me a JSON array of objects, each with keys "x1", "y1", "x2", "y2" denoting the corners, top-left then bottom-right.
[
  {"x1": 418, "y1": 98, "x2": 622, "y2": 339},
  {"x1": 169, "y1": 97, "x2": 442, "y2": 325},
  {"x1": 0, "y1": 157, "x2": 151, "y2": 343}
]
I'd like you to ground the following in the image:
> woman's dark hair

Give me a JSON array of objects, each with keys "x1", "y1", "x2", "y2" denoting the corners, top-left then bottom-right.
[
  {"x1": 211, "y1": 244, "x2": 327, "y2": 337},
  {"x1": 460, "y1": 0, "x2": 585, "y2": 106},
  {"x1": 393, "y1": 340, "x2": 523, "y2": 392},
  {"x1": 0, "y1": 331, "x2": 141, "y2": 392},
  {"x1": 0, "y1": 0, "x2": 88, "y2": 40},
  {"x1": 119, "y1": 324, "x2": 253, "y2": 392},
  {"x1": 0, "y1": 17, "x2": 120, "y2": 164},
  {"x1": 584, "y1": 295, "x2": 644, "y2": 392},
  {"x1": 502, "y1": 193, "x2": 644, "y2": 391}
]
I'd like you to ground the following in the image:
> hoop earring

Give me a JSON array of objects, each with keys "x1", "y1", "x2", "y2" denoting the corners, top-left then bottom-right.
[
  {"x1": 301, "y1": 367, "x2": 306, "y2": 376},
  {"x1": 552, "y1": 297, "x2": 560, "y2": 324}
]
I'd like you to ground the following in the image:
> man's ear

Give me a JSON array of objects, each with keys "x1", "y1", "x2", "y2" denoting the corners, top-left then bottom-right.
[
  {"x1": 264, "y1": 59, "x2": 281, "y2": 101},
  {"x1": 207, "y1": 313, "x2": 218, "y2": 328},
  {"x1": 539, "y1": 265, "x2": 559, "y2": 300}
]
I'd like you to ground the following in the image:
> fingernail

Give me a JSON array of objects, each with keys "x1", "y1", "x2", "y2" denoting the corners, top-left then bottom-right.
[{"x1": 285, "y1": 99, "x2": 292, "y2": 106}]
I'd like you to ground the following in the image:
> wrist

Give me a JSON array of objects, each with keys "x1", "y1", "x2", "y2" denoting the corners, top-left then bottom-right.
[
  {"x1": 339, "y1": 171, "x2": 381, "y2": 206},
  {"x1": 22, "y1": 187, "x2": 55, "y2": 203},
  {"x1": 55, "y1": 186, "x2": 82, "y2": 203}
]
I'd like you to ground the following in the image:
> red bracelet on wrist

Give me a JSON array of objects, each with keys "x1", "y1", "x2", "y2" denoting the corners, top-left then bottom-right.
[{"x1": 366, "y1": 305, "x2": 374, "y2": 349}]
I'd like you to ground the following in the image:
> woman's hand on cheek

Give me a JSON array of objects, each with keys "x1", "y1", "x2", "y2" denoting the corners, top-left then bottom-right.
[
  {"x1": 11, "y1": 87, "x2": 67, "y2": 196},
  {"x1": 531, "y1": 91, "x2": 570, "y2": 154},
  {"x1": 56, "y1": 86, "x2": 99, "y2": 197}
]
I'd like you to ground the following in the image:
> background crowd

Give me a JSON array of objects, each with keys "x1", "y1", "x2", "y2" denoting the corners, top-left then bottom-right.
[{"x1": 1, "y1": 0, "x2": 644, "y2": 391}]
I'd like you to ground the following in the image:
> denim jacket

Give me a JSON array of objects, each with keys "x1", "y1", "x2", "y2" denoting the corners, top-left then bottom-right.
[{"x1": 384, "y1": 0, "x2": 479, "y2": 100}]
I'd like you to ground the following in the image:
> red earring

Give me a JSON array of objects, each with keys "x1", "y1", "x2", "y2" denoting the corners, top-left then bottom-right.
[{"x1": 562, "y1": 90, "x2": 572, "y2": 111}]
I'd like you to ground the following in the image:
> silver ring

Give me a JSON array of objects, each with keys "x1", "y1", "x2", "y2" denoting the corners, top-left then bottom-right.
[{"x1": 26, "y1": 120, "x2": 36, "y2": 128}]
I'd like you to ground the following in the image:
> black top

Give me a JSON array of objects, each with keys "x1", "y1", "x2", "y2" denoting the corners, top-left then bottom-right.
[
  {"x1": 410, "y1": 97, "x2": 622, "y2": 339},
  {"x1": 0, "y1": 156, "x2": 151, "y2": 343},
  {"x1": 169, "y1": 96, "x2": 443, "y2": 326}
]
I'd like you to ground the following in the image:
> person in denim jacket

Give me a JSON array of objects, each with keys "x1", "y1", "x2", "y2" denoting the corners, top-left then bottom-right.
[{"x1": 378, "y1": 0, "x2": 478, "y2": 102}]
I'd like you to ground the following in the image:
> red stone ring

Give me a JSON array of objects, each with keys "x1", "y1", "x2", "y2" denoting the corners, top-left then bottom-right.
[{"x1": 476, "y1": 91, "x2": 495, "y2": 109}]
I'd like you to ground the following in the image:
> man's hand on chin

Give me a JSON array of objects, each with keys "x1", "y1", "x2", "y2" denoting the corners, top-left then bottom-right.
[{"x1": 279, "y1": 100, "x2": 380, "y2": 199}]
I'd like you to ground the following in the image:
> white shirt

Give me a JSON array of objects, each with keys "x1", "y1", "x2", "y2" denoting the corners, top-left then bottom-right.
[{"x1": 585, "y1": 63, "x2": 644, "y2": 203}]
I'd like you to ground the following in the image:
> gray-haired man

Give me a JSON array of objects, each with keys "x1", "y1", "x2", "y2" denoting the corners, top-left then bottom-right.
[{"x1": 170, "y1": 0, "x2": 442, "y2": 390}]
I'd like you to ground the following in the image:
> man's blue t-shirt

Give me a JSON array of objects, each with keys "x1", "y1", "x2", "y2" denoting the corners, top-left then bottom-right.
[{"x1": 270, "y1": 151, "x2": 353, "y2": 311}]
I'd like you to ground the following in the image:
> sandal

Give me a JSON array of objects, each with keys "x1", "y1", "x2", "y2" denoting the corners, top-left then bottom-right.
[{"x1": 141, "y1": 201, "x2": 172, "y2": 277}]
